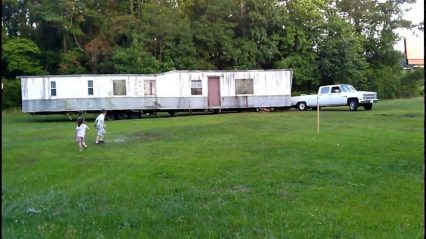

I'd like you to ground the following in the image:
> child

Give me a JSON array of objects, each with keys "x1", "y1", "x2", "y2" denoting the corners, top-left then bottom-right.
[
  {"x1": 76, "y1": 117, "x2": 90, "y2": 151},
  {"x1": 94, "y1": 109, "x2": 107, "y2": 144}
]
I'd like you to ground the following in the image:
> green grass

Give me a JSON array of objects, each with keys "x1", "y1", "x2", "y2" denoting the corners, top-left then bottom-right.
[{"x1": 2, "y1": 98, "x2": 424, "y2": 238}]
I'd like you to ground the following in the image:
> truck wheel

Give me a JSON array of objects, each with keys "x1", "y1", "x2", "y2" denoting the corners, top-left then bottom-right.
[
  {"x1": 349, "y1": 99, "x2": 358, "y2": 111},
  {"x1": 363, "y1": 103, "x2": 373, "y2": 111},
  {"x1": 297, "y1": 102, "x2": 308, "y2": 111}
]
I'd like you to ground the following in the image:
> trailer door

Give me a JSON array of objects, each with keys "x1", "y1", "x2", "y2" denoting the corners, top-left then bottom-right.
[{"x1": 208, "y1": 77, "x2": 221, "y2": 107}]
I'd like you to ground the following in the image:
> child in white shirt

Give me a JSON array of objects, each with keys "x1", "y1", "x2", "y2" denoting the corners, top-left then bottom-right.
[
  {"x1": 94, "y1": 109, "x2": 107, "y2": 144},
  {"x1": 76, "y1": 117, "x2": 90, "y2": 151}
]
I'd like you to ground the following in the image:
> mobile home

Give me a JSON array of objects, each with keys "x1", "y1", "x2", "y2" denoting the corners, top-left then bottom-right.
[{"x1": 19, "y1": 69, "x2": 292, "y2": 119}]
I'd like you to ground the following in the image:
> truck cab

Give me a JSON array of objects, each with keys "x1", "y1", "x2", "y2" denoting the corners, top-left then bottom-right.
[{"x1": 291, "y1": 84, "x2": 378, "y2": 111}]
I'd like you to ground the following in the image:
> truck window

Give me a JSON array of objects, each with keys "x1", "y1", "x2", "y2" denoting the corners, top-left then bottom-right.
[
  {"x1": 331, "y1": 86, "x2": 341, "y2": 93},
  {"x1": 341, "y1": 84, "x2": 357, "y2": 92},
  {"x1": 320, "y1": 87, "x2": 329, "y2": 94}
]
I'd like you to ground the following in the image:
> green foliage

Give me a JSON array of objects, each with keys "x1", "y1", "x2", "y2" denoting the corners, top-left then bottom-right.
[
  {"x1": 366, "y1": 67, "x2": 423, "y2": 99},
  {"x1": 1, "y1": 78, "x2": 21, "y2": 109},
  {"x1": 366, "y1": 66, "x2": 402, "y2": 99},
  {"x1": 276, "y1": 53, "x2": 320, "y2": 90},
  {"x1": 399, "y1": 68, "x2": 425, "y2": 98},
  {"x1": 2, "y1": 38, "x2": 45, "y2": 76},
  {"x1": 59, "y1": 48, "x2": 89, "y2": 74},
  {"x1": 112, "y1": 36, "x2": 164, "y2": 74},
  {"x1": 317, "y1": 16, "x2": 367, "y2": 85}
]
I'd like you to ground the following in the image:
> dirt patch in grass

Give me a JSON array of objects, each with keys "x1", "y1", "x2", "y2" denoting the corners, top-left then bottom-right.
[
  {"x1": 228, "y1": 185, "x2": 252, "y2": 194},
  {"x1": 378, "y1": 113, "x2": 424, "y2": 118},
  {"x1": 111, "y1": 132, "x2": 164, "y2": 143}
]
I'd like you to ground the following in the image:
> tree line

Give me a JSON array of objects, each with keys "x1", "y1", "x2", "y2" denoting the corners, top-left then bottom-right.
[{"x1": 2, "y1": 0, "x2": 424, "y2": 109}]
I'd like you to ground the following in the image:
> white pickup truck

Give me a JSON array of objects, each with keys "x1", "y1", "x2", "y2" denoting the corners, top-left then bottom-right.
[{"x1": 291, "y1": 84, "x2": 378, "y2": 111}]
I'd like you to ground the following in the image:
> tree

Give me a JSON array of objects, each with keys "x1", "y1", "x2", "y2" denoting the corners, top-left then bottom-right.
[
  {"x1": 2, "y1": 38, "x2": 45, "y2": 77},
  {"x1": 317, "y1": 15, "x2": 367, "y2": 85},
  {"x1": 112, "y1": 36, "x2": 162, "y2": 74},
  {"x1": 59, "y1": 48, "x2": 88, "y2": 74}
]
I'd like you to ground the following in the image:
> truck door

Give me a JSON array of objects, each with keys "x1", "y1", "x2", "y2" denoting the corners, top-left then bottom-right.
[
  {"x1": 318, "y1": 86, "x2": 331, "y2": 106},
  {"x1": 329, "y1": 86, "x2": 346, "y2": 105}
]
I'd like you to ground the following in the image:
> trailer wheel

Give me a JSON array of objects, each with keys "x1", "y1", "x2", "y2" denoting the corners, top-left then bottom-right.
[
  {"x1": 168, "y1": 111, "x2": 175, "y2": 117},
  {"x1": 128, "y1": 112, "x2": 141, "y2": 119},
  {"x1": 105, "y1": 113, "x2": 115, "y2": 121},
  {"x1": 116, "y1": 112, "x2": 128, "y2": 120},
  {"x1": 297, "y1": 102, "x2": 308, "y2": 111},
  {"x1": 349, "y1": 99, "x2": 358, "y2": 111}
]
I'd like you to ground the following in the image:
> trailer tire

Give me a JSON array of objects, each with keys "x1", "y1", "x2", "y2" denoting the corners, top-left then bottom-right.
[
  {"x1": 297, "y1": 102, "x2": 308, "y2": 111},
  {"x1": 128, "y1": 111, "x2": 141, "y2": 119},
  {"x1": 105, "y1": 113, "x2": 115, "y2": 121},
  {"x1": 349, "y1": 99, "x2": 358, "y2": 111},
  {"x1": 116, "y1": 112, "x2": 128, "y2": 120}
]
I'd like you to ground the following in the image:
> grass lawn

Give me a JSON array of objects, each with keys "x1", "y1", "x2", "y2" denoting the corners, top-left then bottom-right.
[{"x1": 2, "y1": 98, "x2": 424, "y2": 238}]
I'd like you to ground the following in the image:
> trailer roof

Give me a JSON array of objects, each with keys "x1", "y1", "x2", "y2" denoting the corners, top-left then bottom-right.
[{"x1": 16, "y1": 69, "x2": 292, "y2": 79}]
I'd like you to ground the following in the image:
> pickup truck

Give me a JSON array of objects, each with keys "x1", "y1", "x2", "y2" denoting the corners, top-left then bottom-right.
[{"x1": 291, "y1": 84, "x2": 378, "y2": 111}]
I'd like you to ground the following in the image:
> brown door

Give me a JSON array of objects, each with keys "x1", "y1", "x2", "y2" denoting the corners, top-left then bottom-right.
[{"x1": 208, "y1": 77, "x2": 220, "y2": 107}]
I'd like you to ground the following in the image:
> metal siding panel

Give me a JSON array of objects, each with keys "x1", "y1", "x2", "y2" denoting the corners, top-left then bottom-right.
[
  {"x1": 20, "y1": 70, "x2": 292, "y2": 113},
  {"x1": 221, "y1": 95, "x2": 291, "y2": 108}
]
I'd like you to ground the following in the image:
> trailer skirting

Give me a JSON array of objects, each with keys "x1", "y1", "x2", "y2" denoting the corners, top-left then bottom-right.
[{"x1": 22, "y1": 96, "x2": 291, "y2": 113}]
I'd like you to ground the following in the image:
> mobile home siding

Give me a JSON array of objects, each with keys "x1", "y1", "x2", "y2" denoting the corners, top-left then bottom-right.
[{"x1": 20, "y1": 70, "x2": 292, "y2": 114}]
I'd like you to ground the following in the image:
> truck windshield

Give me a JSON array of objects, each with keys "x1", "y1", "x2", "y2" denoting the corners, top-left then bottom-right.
[{"x1": 341, "y1": 84, "x2": 357, "y2": 92}]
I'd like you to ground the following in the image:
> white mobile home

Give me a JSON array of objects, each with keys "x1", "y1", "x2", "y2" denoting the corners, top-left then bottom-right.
[{"x1": 19, "y1": 69, "x2": 292, "y2": 119}]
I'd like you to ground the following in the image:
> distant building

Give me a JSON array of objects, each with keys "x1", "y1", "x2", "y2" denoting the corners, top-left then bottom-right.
[
  {"x1": 407, "y1": 59, "x2": 424, "y2": 68},
  {"x1": 403, "y1": 37, "x2": 424, "y2": 69}
]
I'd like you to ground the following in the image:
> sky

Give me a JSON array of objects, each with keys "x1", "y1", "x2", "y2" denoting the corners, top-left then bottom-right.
[{"x1": 394, "y1": 0, "x2": 424, "y2": 59}]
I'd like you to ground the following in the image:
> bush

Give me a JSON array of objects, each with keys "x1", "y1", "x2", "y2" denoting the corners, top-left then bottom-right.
[
  {"x1": 2, "y1": 78, "x2": 21, "y2": 110},
  {"x1": 364, "y1": 66, "x2": 423, "y2": 99},
  {"x1": 399, "y1": 68, "x2": 424, "y2": 98}
]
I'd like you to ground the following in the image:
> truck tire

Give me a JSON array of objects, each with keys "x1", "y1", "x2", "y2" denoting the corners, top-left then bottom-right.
[
  {"x1": 363, "y1": 103, "x2": 373, "y2": 111},
  {"x1": 349, "y1": 99, "x2": 358, "y2": 111},
  {"x1": 297, "y1": 102, "x2": 308, "y2": 111}
]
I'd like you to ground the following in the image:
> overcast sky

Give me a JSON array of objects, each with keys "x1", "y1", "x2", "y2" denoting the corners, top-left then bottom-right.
[{"x1": 394, "y1": 0, "x2": 424, "y2": 59}]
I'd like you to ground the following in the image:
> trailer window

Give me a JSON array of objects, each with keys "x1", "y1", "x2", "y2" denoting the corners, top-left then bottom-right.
[
  {"x1": 50, "y1": 81, "x2": 56, "y2": 96},
  {"x1": 191, "y1": 80, "x2": 202, "y2": 95},
  {"x1": 235, "y1": 78, "x2": 253, "y2": 94},
  {"x1": 144, "y1": 80, "x2": 156, "y2": 96},
  {"x1": 113, "y1": 80, "x2": 127, "y2": 95},
  {"x1": 88, "y1": 80, "x2": 93, "y2": 95}
]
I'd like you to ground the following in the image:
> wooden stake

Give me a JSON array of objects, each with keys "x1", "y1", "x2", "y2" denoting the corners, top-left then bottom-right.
[{"x1": 317, "y1": 95, "x2": 320, "y2": 133}]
